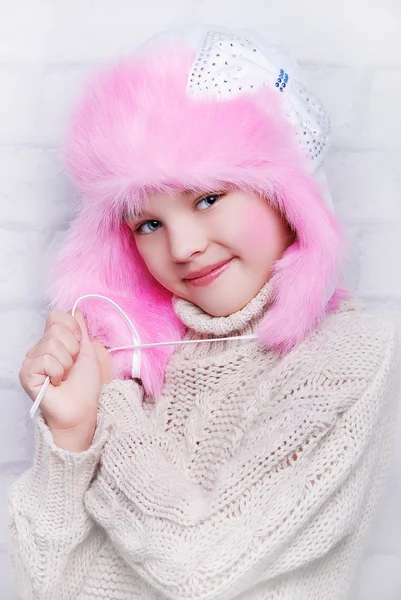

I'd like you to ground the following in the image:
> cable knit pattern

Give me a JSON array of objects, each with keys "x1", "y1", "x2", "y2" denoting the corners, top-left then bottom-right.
[{"x1": 8, "y1": 287, "x2": 400, "y2": 600}]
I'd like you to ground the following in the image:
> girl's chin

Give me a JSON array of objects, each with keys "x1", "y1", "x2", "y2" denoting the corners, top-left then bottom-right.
[
  {"x1": 189, "y1": 287, "x2": 256, "y2": 317},
  {"x1": 188, "y1": 274, "x2": 271, "y2": 316}
]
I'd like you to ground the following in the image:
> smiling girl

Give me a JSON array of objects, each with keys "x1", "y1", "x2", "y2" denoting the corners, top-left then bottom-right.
[
  {"x1": 10, "y1": 24, "x2": 399, "y2": 600},
  {"x1": 125, "y1": 188, "x2": 294, "y2": 316}
]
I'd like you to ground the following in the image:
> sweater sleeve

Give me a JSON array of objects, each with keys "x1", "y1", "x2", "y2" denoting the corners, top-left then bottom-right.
[
  {"x1": 8, "y1": 407, "x2": 113, "y2": 600},
  {"x1": 84, "y1": 330, "x2": 400, "y2": 600}
]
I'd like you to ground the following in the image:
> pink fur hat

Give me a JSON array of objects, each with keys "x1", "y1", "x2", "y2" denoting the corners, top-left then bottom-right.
[{"x1": 47, "y1": 25, "x2": 347, "y2": 398}]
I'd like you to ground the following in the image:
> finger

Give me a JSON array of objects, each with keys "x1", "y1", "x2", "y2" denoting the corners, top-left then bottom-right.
[
  {"x1": 45, "y1": 310, "x2": 82, "y2": 341},
  {"x1": 72, "y1": 310, "x2": 94, "y2": 355},
  {"x1": 91, "y1": 339, "x2": 114, "y2": 384},
  {"x1": 72, "y1": 309, "x2": 89, "y2": 338},
  {"x1": 41, "y1": 323, "x2": 81, "y2": 358},
  {"x1": 27, "y1": 338, "x2": 74, "y2": 383},
  {"x1": 23, "y1": 354, "x2": 65, "y2": 391}
]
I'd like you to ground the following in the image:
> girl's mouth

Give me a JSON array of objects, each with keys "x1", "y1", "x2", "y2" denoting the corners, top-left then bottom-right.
[{"x1": 185, "y1": 258, "x2": 233, "y2": 287}]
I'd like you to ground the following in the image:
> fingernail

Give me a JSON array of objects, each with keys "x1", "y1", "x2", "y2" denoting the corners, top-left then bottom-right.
[{"x1": 75, "y1": 331, "x2": 82, "y2": 341}]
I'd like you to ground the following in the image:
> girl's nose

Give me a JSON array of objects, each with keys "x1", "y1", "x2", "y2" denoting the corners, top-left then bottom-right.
[{"x1": 168, "y1": 224, "x2": 208, "y2": 263}]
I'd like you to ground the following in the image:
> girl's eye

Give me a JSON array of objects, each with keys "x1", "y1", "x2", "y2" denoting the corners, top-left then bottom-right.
[
  {"x1": 196, "y1": 194, "x2": 222, "y2": 210},
  {"x1": 134, "y1": 193, "x2": 222, "y2": 234},
  {"x1": 135, "y1": 220, "x2": 162, "y2": 234}
]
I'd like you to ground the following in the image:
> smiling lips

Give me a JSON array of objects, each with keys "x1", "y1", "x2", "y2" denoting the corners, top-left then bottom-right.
[{"x1": 185, "y1": 258, "x2": 234, "y2": 287}]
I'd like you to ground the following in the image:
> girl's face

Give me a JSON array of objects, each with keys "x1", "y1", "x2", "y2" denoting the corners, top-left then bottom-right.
[{"x1": 126, "y1": 189, "x2": 294, "y2": 316}]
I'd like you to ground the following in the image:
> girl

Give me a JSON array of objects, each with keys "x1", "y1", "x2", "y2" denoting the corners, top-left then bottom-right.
[{"x1": 10, "y1": 24, "x2": 400, "y2": 600}]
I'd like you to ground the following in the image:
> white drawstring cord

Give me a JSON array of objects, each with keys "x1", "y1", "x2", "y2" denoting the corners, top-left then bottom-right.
[
  {"x1": 109, "y1": 335, "x2": 257, "y2": 350},
  {"x1": 29, "y1": 294, "x2": 257, "y2": 419}
]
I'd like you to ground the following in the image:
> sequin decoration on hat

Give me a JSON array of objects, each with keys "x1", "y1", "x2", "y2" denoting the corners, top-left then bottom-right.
[{"x1": 186, "y1": 29, "x2": 330, "y2": 173}]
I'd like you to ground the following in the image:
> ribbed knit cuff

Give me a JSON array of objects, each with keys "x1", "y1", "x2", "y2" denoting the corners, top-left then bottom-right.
[{"x1": 25, "y1": 411, "x2": 113, "y2": 537}]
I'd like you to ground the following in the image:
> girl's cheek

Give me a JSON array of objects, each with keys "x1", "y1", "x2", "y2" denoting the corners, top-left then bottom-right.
[
  {"x1": 238, "y1": 205, "x2": 278, "y2": 247},
  {"x1": 135, "y1": 239, "x2": 158, "y2": 272}
]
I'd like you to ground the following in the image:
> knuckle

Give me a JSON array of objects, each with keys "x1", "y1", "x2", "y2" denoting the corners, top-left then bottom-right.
[
  {"x1": 45, "y1": 310, "x2": 66, "y2": 331},
  {"x1": 50, "y1": 321, "x2": 63, "y2": 334},
  {"x1": 71, "y1": 343, "x2": 80, "y2": 358},
  {"x1": 64, "y1": 353, "x2": 74, "y2": 371},
  {"x1": 43, "y1": 354, "x2": 56, "y2": 371},
  {"x1": 45, "y1": 310, "x2": 57, "y2": 328},
  {"x1": 46, "y1": 336, "x2": 61, "y2": 354},
  {"x1": 47, "y1": 359, "x2": 64, "y2": 380},
  {"x1": 48, "y1": 322, "x2": 65, "y2": 340}
]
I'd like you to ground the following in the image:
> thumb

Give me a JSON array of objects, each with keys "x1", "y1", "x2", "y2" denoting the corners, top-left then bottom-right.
[
  {"x1": 68, "y1": 309, "x2": 112, "y2": 383},
  {"x1": 69, "y1": 309, "x2": 91, "y2": 349},
  {"x1": 92, "y1": 339, "x2": 114, "y2": 384}
]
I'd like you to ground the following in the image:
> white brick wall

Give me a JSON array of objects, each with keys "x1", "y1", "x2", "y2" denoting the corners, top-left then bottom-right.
[{"x1": 1, "y1": 1, "x2": 400, "y2": 598}]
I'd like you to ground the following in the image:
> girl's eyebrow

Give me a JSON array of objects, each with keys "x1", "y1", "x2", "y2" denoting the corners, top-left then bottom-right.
[
  {"x1": 124, "y1": 208, "x2": 146, "y2": 223},
  {"x1": 182, "y1": 186, "x2": 231, "y2": 197},
  {"x1": 125, "y1": 189, "x2": 205, "y2": 222},
  {"x1": 181, "y1": 188, "x2": 222, "y2": 198},
  {"x1": 181, "y1": 189, "x2": 199, "y2": 197}
]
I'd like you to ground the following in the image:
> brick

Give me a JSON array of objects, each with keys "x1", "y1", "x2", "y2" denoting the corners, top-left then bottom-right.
[
  {"x1": 363, "y1": 299, "x2": 401, "y2": 338},
  {"x1": 196, "y1": 1, "x2": 401, "y2": 67},
  {"x1": 0, "y1": 2, "x2": 52, "y2": 64},
  {"x1": 0, "y1": 232, "x2": 47, "y2": 305},
  {"x1": 0, "y1": 473, "x2": 27, "y2": 547},
  {"x1": 37, "y1": 0, "x2": 194, "y2": 63},
  {"x1": 302, "y1": 67, "x2": 366, "y2": 146},
  {"x1": 325, "y1": 151, "x2": 401, "y2": 223},
  {"x1": 335, "y1": 222, "x2": 361, "y2": 291},
  {"x1": 363, "y1": 408, "x2": 401, "y2": 557},
  {"x1": 0, "y1": 391, "x2": 34, "y2": 465},
  {"x1": 0, "y1": 146, "x2": 75, "y2": 225},
  {"x1": 365, "y1": 69, "x2": 401, "y2": 149},
  {"x1": 0, "y1": 66, "x2": 42, "y2": 143},
  {"x1": 0, "y1": 309, "x2": 47, "y2": 382},
  {"x1": 356, "y1": 227, "x2": 401, "y2": 297},
  {"x1": 41, "y1": 65, "x2": 96, "y2": 144}
]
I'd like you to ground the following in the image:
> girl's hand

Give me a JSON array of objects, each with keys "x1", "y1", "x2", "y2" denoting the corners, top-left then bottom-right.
[{"x1": 19, "y1": 309, "x2": 113, "y2": 451}]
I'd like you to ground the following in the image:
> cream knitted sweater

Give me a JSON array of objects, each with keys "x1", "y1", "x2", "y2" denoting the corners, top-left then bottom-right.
[{"x1": 9, "y1": 283, "x2": 400, "y2": 600}]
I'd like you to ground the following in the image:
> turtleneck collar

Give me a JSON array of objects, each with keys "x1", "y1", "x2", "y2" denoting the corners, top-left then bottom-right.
[{"x1": 172, "y1": 279, "x2": 274, "y2": 338}]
